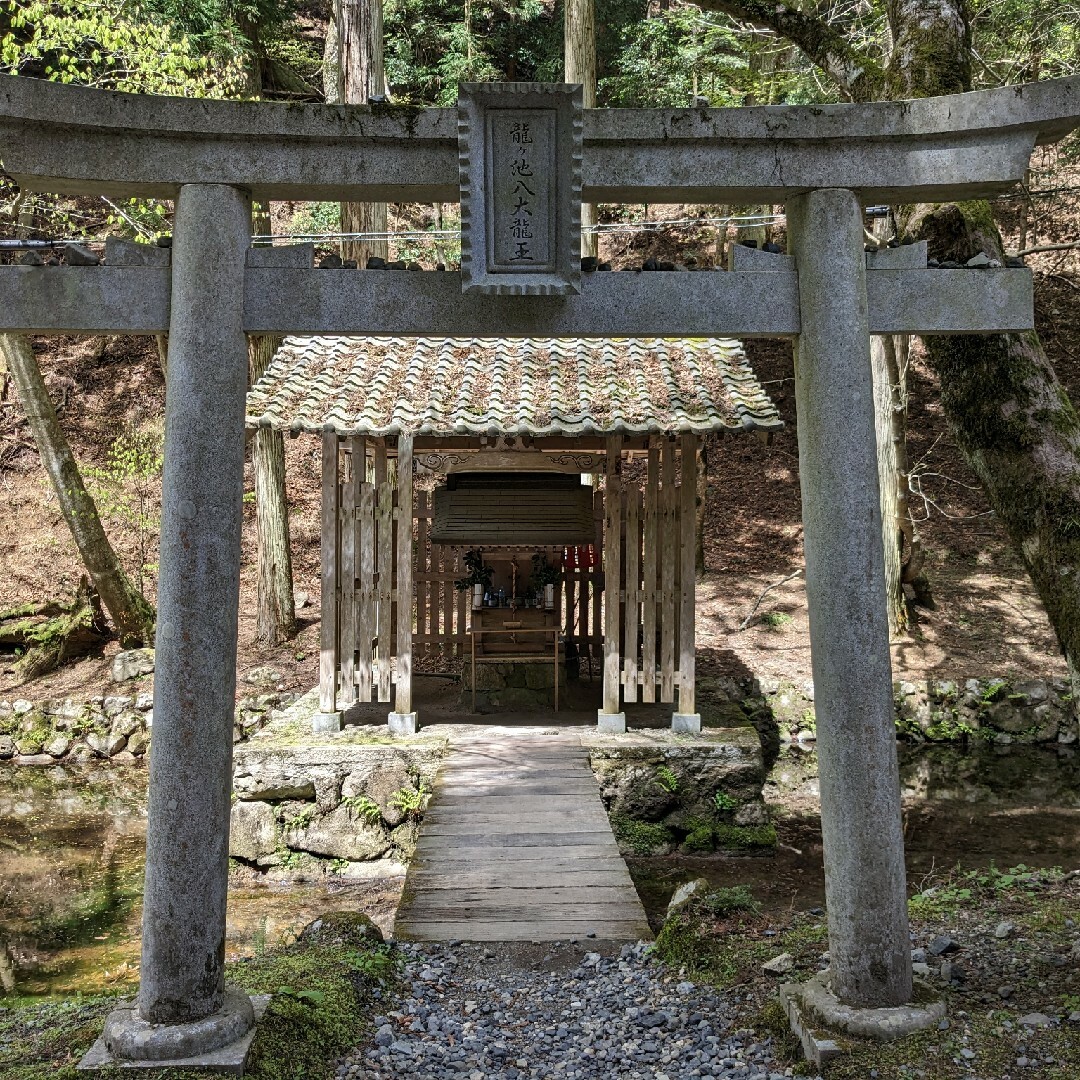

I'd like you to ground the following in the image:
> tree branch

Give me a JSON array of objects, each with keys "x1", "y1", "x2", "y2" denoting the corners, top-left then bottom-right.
[{"x1": 691, "y1": 0, "x2": 884, "y2": 101}]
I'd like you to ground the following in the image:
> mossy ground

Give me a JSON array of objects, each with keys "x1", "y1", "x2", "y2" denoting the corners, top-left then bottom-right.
[
  {"x1": 0, "y1": 921, "x2": 400, "y2": 1080},
  {"x1": 653, "y1": 865, "x2": 1080, "y2": 1078}
]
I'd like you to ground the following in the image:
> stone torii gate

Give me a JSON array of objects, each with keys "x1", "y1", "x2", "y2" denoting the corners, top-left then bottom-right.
[{"x1": 3, "y1": 72, "x2": 1080, "y2": 1068}]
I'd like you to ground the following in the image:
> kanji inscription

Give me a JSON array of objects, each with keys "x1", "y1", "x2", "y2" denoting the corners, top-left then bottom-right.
[{"x1": 459, "y1": 83, "x2": 582, "y2": 295}]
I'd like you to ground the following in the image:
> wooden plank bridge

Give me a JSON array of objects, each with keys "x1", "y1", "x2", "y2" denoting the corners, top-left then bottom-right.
[{"x1": 394, "y1": 740, "x2": 653, "y2": 941}]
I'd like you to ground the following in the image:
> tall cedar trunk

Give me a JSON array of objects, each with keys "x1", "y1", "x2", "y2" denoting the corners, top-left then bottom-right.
[
  {"x1": 911, "y1": 202, "x2": 1080, "y2": 698},
  {"x1": 249, "y1": 204, "x2": 297, "y2": 645},
  {"x1": 336, "y1": 0, "x2": 389, "y2": 267},
  {"x1": 1, "y1": 333, "x2": 155, "y2": 646},
  {"x1": 564, "y1": 0, "x2": 597, "y2": 259}
]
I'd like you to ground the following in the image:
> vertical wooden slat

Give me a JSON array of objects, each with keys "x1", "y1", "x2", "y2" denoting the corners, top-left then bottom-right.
[
  {"x1": 591, "y1": 489, "x2": 603, "y2": 660},
  {"x1": 338, "y1": 439, "x2": 359, "y2": 706},
  {"x1": 623, "y1": 485, "x2": 640, "y2": 703},
  {"x1": 678, "y1": 434, "x2": 698, "y2": 717},
  {"x1": 395, "y1": 435, "x2": 415, "y2": 716},
  {"x1": 416, "y1": 489, "x2": 429, "y2": 655},
  {"x1": 319, "y1": 430, "x2": 340, "y2": 715},
  {"x1": 602, "y1": 436, "x2": 623, "y2": 715},
  {"x1": 358, "y1": 478, "x2": 375, "y2": 702},
  {"x1": 642, "y1": 442, "x2": 659, "y2": 702},
  {"x1": 660, "y1": 437, "x2": 677, "y2": 702},
  {"x1": 376, "y1": 479, "x2": 393, "y2": 701}
]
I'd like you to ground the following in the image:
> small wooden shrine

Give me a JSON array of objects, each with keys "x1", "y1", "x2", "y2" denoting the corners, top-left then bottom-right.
[{"x1": 246, "y1": 335, "x2": 781, "y2": 732}]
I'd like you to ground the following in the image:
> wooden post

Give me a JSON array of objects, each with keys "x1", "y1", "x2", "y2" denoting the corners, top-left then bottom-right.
[
  {"x1": 376, "y1": 479, "x2": 393, "y2": 702},
  {"x1": 390, "y1": 434, "x2": 416, "y2": 733},
  {"x1": 599, "y1": 436, "x2": 625, "y2": 731},
  {"x1": 623, "y1": 486, "x2": 640, "y2": 704},
  {"x1": 317, "y1": 430, "x2": 342, "y2": 729},
  {"x1": 358, "y1": 472, "x2": 375, "y2": 702},
  {"x1": 642, "y1": 441, "x2": 659, "y2": 702},
  {"x1": 659, "y1": 437, "x2": 677, "y2": 702},
  {"x1": 675, "y1": 434, "x2": 700, "y2": 731},
  {"x1": 339, "y1": 437, "x2": 359, "y2": 707}
]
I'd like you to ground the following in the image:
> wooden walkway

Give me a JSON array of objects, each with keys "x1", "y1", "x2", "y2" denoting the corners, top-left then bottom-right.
[{"x1": 394, "y1": 740, "x2": 653, "y2": 942}]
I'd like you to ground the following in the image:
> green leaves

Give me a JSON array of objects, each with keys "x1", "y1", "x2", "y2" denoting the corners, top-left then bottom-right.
[{"x1": 275, "y1": 986, "x2": 326, "y2": 1006}]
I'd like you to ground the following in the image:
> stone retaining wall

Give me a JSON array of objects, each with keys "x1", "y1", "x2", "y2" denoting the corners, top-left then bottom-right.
[
  {"x1": 0, "y1": 690, "x2": 294, "y2": 765},
  {"x1": 723, "y1": 675, "x2": 1078, "y2": 747},
  {"x1": 230, "y1": 741, "x2": 447, "y2": 877}
]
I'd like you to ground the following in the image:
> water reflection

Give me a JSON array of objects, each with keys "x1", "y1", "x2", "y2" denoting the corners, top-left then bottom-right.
[{"x1": 0, "y1": 765, "x2": 399, "y2": 998}]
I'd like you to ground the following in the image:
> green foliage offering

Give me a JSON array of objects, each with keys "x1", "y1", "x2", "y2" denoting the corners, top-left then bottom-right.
[
  {"x1": 341, "y1": 794, "x2": 382, "y2": 824},
  {"x1": 529, "y1": 551, "x2": 561, "y2": 590},
  {"x1": 611, "y1": 814, "x2": 673, "y2": 854},
  {"x1": 654, "y1": 764, "x2": 679, "y2": 793},
  {"x1": 0, "y1": 0, "x2": 248, "y2": 95},
  {"x1": 84, "y1": 425, "x2": 163, "y2": 598},
  {"x1": 390, "y1": 782, "x2": 431, "y2": 816},
  {"x1": 454, "y1": 548, "x2": 494, "y2": 592}
]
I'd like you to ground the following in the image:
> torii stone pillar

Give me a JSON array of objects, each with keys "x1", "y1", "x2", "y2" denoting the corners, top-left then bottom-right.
[
  {"x1": 103, "y1": 184, "x2": 257, "y2": 1061},
  {"x1": 787, "y1": 188, "x2": 913, "y2": 1008}
]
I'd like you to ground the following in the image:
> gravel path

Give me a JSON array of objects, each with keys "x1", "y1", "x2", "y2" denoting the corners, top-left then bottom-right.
[{"x1": 337, "y1": 940, "x2": 792, "y2": 1080}]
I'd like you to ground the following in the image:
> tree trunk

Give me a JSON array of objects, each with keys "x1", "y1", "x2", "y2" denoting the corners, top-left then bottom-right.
[
  {"x1": 911, "y1": 200, "x2": 1080, "y2": 697},
  {"x1": 0, "y1": 333, "x2": 155, "y2": 646},
  {"x1": 249, "y1": 204, "x2": 297, "y2": 646},
  {"x1": 565, "y1": 0, "x2": 597, "y2": 259},
  {"x1": 249, "y1": 339, "x2": 297, "y2": 646},
  {"x1": 337, "y1": 0, "x2": 388, "y2": 268}
]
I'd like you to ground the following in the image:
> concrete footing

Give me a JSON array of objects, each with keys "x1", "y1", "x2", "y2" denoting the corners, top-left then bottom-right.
[
  {"x1": 779, "y1": 973, "x2": 945, "y2": 1066},
  {"x1": 80, "y1": 992, "x2": 269, "y2": 1074},
  {"x1": 671, "y1": 712, "x2": 701, "y2": 733},
  {"x1": 597, "y1": 711, "x2": 626, "y2": 733},
  {"x1": 311, "y1": 711, "x2": 344, "y2": 733},
  {"x1": 388, "y1": 711, "x2": 418, "y2": 735}
]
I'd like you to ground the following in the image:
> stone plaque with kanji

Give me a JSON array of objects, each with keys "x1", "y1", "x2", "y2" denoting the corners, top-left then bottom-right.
[{"x1": 459, "y1": 83, "x2": 582, "y2": 295}]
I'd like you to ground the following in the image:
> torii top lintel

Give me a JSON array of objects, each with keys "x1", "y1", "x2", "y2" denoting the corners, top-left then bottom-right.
[{"x1": 2, "y1": 73, "x2": 1080, "y2": 204}]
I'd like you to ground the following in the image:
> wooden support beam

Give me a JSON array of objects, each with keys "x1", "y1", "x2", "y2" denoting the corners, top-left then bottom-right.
[
  {"x1": 677, "y1": 433, "x2": 698, "y2": 725},
  {"x1": 623, "y1": 486, "x2": 640, "y2": 704},
  {"x1": 394, "y1": 434, "x2": 415, "y2": 722},
  {"x1": 319, "y1": 430, "x2": 340, "y2": 717},
  {"x1": 642, "y1": 442, "x2": 659, "y2": 703},
  {"x1": 600, "y1": 436, "x2": 624, "y2": 728},
  {"x1": 358, "y1": 474, "x2": 375, "y2": 702},
  {"x1": 659, "y1": 438, "x2": 677, "y2": 703},
  {"x1": 339, "y1": 437, "x2": 359, "y2": 706}
]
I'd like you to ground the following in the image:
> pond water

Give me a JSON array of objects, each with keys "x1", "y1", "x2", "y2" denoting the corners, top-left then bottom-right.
[
  {"x1": 0, "y1": 765, "x2": 396, "y2": 1000},
  {"x1": 629, "y1": 741, "x2": 1080, "y2": 929},
  {"x1": 2, "y1": 741, "x2": 1078, "y2": 996}
]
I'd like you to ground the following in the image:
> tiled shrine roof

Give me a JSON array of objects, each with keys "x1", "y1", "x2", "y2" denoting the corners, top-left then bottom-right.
[{"x1": 245, "y1": 336, "x2": 782, "y2": 439}]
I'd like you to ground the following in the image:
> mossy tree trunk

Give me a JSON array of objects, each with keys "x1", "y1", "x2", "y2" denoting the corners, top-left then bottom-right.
[
  {"x1": 695, "y1": 0, "x2": 1080, "y2": 695},
  {"x1": 909, "y1": 201, "x2": 1080, "y2": 696},
  {"x1": 0, "y1": 333, "x2": 155, "y2": 646}
]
